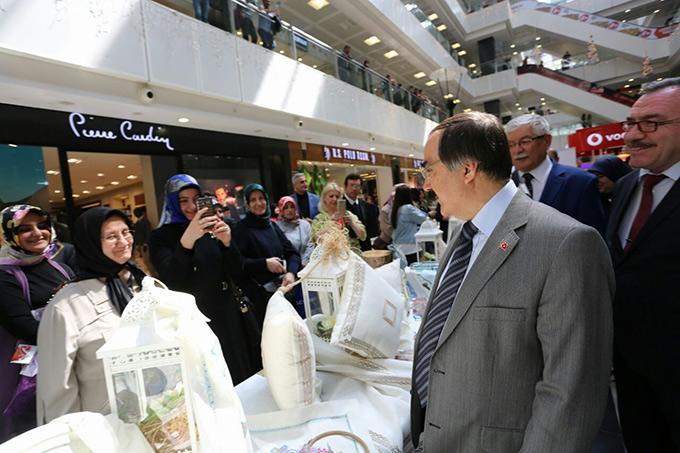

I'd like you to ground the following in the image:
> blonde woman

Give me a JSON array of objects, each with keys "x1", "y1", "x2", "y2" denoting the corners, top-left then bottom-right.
[{"x1": 311, "y1": 182, "x2": 366, "y2": 253}]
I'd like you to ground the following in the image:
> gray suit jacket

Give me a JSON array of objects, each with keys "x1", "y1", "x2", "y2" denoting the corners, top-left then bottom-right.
[{"x1": 411, "y1": 191, "x2": 614, "y2": 452}]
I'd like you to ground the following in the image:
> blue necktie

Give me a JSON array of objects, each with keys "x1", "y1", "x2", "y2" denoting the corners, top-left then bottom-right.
[
  {"x1": 523, "y1": 173, "x2": 534, "y2": 199},
  {"x1": 413, "y1": 220, "x2": 478, "y2": 407}
]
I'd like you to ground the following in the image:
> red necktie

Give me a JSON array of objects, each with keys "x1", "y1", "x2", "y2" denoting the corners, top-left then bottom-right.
[{"x1": 625, "y1": 174, "x2": 666, "y2": 252}]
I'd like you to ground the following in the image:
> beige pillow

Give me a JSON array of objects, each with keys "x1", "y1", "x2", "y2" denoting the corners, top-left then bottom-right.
[
  {"x1": 375, "y1": 259, "x2": 410, "y2": 306},
  {"x1": 262, "y1": 291, "x2": 318, "y2": 410}
]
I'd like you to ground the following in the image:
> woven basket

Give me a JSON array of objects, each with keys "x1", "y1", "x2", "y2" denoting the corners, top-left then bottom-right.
[
  {"x1": 361, "y1": 250, "x2": 392, "y2": 268},
  {"x1": 302, "y1": 430, "x2": 369, "y2": 452}
]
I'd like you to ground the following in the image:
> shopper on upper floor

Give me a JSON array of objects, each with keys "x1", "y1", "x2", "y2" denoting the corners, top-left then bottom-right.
[
  {"x1": 391, "y1": 184, "x2": 427, "y2": 264},
  {"x1": 337, "y1": 45, "x2": 354, "y2": 85},
  {"x1": 232, "y1": 183, "x2": 300, "y2": 325},
  {"x1": 149, "y1": 174, "x2": 259, "y2": 384},
  {"x1": 587, "y1": 155, "x2": 633, "y2": 215},
  {"x1": 0, "y1": 205, "x2": 74, "y2": 441},
  {"x1": 276, "y1": 196, "x2": 312, "y2": 266},
  {"x1": 311, "y1": 182, "x2": 366, "y2": 254},
  {"x1": 290, "y1": 172, "x2": 320, "y2": 221},
  {"x1": 343, "y1": 173, "x2": 379, "y2": 250},
  {"x1": 37, "y1": 207, "x2": 145, "y2": 424},
  {"x1": 505, "y1": 113, "x2": 606, "y2": 234}
]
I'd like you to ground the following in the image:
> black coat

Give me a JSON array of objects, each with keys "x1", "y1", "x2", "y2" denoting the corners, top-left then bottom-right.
[
  {"x1": 149, "y1": 224, "x2": 259, "y2": 385},
  {"x1": 345, "y1": 197, "x2": 380, "y2": 251}
]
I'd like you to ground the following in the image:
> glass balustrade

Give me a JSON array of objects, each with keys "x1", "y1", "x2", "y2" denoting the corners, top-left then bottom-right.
[{"x1": 401, "y1": 1, "x2": 453, "y2": 54}]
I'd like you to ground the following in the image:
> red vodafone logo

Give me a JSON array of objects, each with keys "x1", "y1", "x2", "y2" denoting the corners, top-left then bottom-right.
[
  {"x1": 569, "y1": 123, "x2": 625, "y2": 152},
  {"x1": 587, "y1": 131, "x2": 624, "y2": 147}
]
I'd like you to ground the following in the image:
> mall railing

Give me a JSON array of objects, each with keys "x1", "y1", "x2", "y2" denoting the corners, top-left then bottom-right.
[
  {"x1": 517, "y1": 64, "x2": 636, "y2": 106},
  {"x1": 401, "y1": 1, "x2": 453, "y2": 55},
  {"x1": 153, "y1": 0, "x2": 446, "y2": 123}
]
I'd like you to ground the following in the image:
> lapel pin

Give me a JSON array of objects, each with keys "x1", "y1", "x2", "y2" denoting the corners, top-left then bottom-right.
[{"x1": 500, "y1": 241, "x2": 508, "y2": 250}]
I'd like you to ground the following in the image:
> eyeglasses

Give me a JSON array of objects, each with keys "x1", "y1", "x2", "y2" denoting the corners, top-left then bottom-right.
[
  {"x1": 508, "y1": 135, "x2": 546, "y2": 149},
  {"x1": 419, "y1": 159, "x2": 444, "y2": 178},
  {"x1": 15, "y1": 223, "x2": 51, "y2": 234},
  {"x1": 621, "y1": 118, "x2": 680, "y2": 133},
  {"x1": 101, "y1": 229, "x2": 134, "y2": 244}
]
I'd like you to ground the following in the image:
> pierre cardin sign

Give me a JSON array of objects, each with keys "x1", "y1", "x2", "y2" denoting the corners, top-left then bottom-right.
[{"x1": 68, "y1": 112, "x2": 175, "y2": 151}]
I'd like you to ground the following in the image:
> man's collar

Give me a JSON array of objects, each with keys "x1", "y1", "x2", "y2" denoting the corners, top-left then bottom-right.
[
  {"x1": 638, "y1": 160, "x2": 680, "y2": 182},
  {"x1": 518, "y1": 156, "x2": 552, "y2": 182},
  {"x1": 344, "y1": 194, "x2": 357, "y2": 204}
]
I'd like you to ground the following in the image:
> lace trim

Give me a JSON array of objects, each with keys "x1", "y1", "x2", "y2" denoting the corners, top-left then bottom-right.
[{"x1": 369, "y1": 430, "x2": 401, "y2": 453}]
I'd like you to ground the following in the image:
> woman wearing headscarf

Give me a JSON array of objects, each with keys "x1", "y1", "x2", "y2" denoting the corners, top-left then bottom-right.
[
  {"x1": 276, "y1": 196, "x2": 312, "y2": 266},
  {"x1": 149, "y1": 174, "x2": 258, "y2": 385},
  {"x1": 232, "y1": 184, "x2": 301, "y2": 325},
  {"x1": 587, "y1": 155, "x2": 633, "y2": 215},
  {"x1": 36, "y1": 207, "x2": 144, "y2": 424},
  {"x1": 0, "y1": 205, "x2": 75, "y2": 441},
  {"x1": 311, "y1": 182, "x2": 366, "y2": 254}
]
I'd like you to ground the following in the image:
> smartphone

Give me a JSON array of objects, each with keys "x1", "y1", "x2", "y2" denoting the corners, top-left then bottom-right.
[
  {"x1": 196, "y1": 196, "x2": 216, "y2": 217},
  {"x1": 337, "y1": 199, "x2": 346, "y2": 217}
]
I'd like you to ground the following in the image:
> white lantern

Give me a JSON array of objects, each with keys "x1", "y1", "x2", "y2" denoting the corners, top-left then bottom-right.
[
  {"x1": 414, "y1": 219, "x2": 444, "y2": 262},
  {"x1": 299, "y1": 260, "x2": 347, "y2": 322},
  {"x1": 97, "y1": 322, "x2": 198, "y2": 453}
]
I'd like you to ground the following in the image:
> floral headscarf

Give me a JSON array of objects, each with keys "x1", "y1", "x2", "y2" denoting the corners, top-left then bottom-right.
[
  {"x1": 158, "y1": 174, "x2": 201, "y2": 226},
  {"x1": 0, "y1": 204, "x2": 58, "y2": 266}
]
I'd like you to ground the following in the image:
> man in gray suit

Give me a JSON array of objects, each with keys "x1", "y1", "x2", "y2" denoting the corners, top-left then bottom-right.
[{"x1": 411, "y1": 112, "x2": 614, "y2": 452}]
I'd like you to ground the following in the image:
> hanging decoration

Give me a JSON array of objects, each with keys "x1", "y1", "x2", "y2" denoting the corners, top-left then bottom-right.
[{"x1": 586, "y1": 35, "x2": 599, "y2": 64}]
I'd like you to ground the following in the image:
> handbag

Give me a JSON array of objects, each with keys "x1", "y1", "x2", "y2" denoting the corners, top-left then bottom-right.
[
  {"x1": 229, "y1": 278, "x2": 263, "y2": 372},
  {"x1": 3, "y1": 374, "x2": 36, "y2": 417}
]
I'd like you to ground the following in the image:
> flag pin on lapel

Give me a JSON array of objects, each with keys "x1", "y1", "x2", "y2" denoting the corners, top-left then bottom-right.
[{"x1": 500, "y1": 241, "x2": 508, "y2": 250}]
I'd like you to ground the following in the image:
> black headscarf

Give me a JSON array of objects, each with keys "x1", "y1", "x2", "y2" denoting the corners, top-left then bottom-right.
[
  {"x1": 242, "y1": 183, "x2": 272, "y2": 228},
  {"x1": 74, "y1": 207, "x2": 145, "y2": 315},
  {"x1": 588, "y1": 156, "x2": 632, "y2": 183}
]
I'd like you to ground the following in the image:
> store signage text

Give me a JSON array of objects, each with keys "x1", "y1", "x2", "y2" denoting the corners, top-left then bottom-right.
[
  {"x1": 323, "y1": 146, "x2": 376, "y2": 164},
  {"x1": 586, "y1": 132, "x2": 623, "y2": 147},
  {"x1": 568, "y1": 122, "x2": 624, "y2": 152},
  {"x1": 68, "y1": 112, "x2": 175, "y2": 151}
]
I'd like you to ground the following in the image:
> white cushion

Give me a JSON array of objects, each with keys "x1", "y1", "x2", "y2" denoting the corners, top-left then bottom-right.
[
  {"x1": 331, "y1": 255, "x2": 405, "y2": 358},
  {"x1": 374, "y1": 259, "x2": 409, "y2": 306},
  {"x1": 261, "y1": 291, "x2": 317, "y2": 410}
]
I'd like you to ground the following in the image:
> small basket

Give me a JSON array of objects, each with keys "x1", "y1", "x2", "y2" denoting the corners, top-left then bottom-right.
[
  {"x1": 361, "y1": 250, "x2": 392, "y2": 269},
  {"x1": 302, "y1": 430, "x2": 370, "y2": 453}
]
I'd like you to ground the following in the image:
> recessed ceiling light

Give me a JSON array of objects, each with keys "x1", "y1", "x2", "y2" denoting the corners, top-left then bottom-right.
[
  {"x1": 463, "y1": 108, "x2": 472, "y2": 113},
  {"x1": 513, "y1": 51, "x2": 518, "y2": 55},
  {"x1": 236, "y1": 31, "x2": 242, "y2": 36},
  {"x1": 536, "y1": 44, "x2": 542, "y2": 48},
  {"x1": 80, "y1": 180, "x2": 87, "y2": 184},
  {"x1": 515, "y1": 102, "x2": 520, "y2": 106},
  {"x1": 279, "y1": 50, "x2": 285, "y2": 54},
  {"x1": 451, "y1": 42, "x2": 461, "y2": 49},
  {"x1": 46, "y1": 170, "x2": 60, "y2": 175},
  {"x1": 313, "y1": 65, "x2": 318, "y2": 68},
  {"x1": 414, "y1": 72, "x2": 426, "y2": 79},
  {"x1": 96, "y1": 186, "x2": 105, "y2": 190},
  {"x1": 341, "y1": 142, "x2": 349, "y2": 146},
  {"x1": 541, "y1": 102, "x2": 546, "y2": 105},
  {"x1": 453, "y1": 99, "x2": 461, "y2": 104},
  {"x1": 624, "y1": 8, "x2": 631, "y2": 13},
  {"x1": 307, "y1": 0, "x2": 329, "y2": 10},
  {"x1": 518, "y1": 107, "x2": 523, "y2": 111},
  {"x1": 297, "y1": 57, "x2": 303, "y2": 62},
  {"x1": 67, "y1": 158, "x2": 82, "y2": 164},
  {"x1": 436, "y1": 24, "x2": 447, "y2": 31},
  {"x1": 127, "y1": 175, "x2": 138, "y2": 180},
  {"x1": 110, "y1": 181, "x2": 120, "y2": 185},
  {"x1": 653, "y1": 9, "x2": 660, "y2": 13},
  {"x1": 364, "y1": 35, "x2": 381, "y2": 46},
  {"x1": 97, "y1": 173, "x2": 105, "y2": 177},
  {"x1": 425, "y1": 80, "x2": 437, "y2": 86},
  {"x1": 510, "y1": 44, "x2": 516, "y2": 49},
  {"x1": 54, "y1": 190, "x2": 61, "y2": 194},
  {"x1": 384, "y1": 50, "x2": 399, "y2": 59},
  {"x1": 117, "y1": 164, "x2": 125, "y2": 169},
  {"x1": 8, "y1": 143, "x2": 17, "y2": 147},
  {"x1": 468, "y1": 63, "x2": 476, "y2": 68},
  {"x1": 457, "y1": 50, "x2": 467, "y2": 56},
  {"x1": 177, "y1": 117, "x2": 190, "y2": 123},
  {"x1": 408, "y1": 153, "x2": 415, "y2": 157},
  {"x1": 258, "y1": 41, "x2": 263, "y2": 46},
  {"x1": 369, "y1": 147, "x2": 376, "y2": 151},
  {"x1": 72, "y1": 194, "x2": 80, "y2": 198},
  {"x1": 82, "y1": 190, "x2": 91, "y2": 194},
  {"x1": 535, "y1": 36, "x2": 541, "y2": 41},
  {"x1": 443, "y1": 93, "x2": 454, "y2": 99},
  {"x1": 428, "y1": 13, "x2": 438, "y2": 20},
  {"x1": 624, "y1": 84, "x2": 630, "y2": 88},
  {"x1": 540, "y1": 97, "x2": 545, "y2": 101},
  {"x1": 657, "y1": 77, "x2": 664, "y2": 81},
  {"x1": 628, "y1": 78, "x2": 634, "y2": 82}
]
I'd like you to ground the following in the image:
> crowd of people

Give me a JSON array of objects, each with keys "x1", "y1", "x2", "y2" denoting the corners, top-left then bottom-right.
[{"x1": 0, "y1": 77, "x2": 678, "y2": 452}]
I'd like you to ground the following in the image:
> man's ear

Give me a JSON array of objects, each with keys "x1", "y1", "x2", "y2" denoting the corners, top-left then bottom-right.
[{"x1": 463, "y1": 161, "x2": 479, "y2": 183}]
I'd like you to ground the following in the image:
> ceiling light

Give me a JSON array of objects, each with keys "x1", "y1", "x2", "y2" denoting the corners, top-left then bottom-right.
[
  {"x1": 425, "y1": 80, "x2": 437, "y2": 86},
  {"x1": 82, "y1": 190, "x2": 90, "y2": 194},
  {"x1": 127, "y1": 175, "x2": 138, "y2": 180},
  {"x1": 8, "y1": 143, "x2": 17, "y2": 147},
  {"x1": 536, "y1": 44, "x2": 542, "y2": 48},
  {"x1": 178, "y1": 117, "x2": 190, "y2": 123},
  {"x1": 468, "y1": 63, "x2": 476, "y2": 68},
  {"x1": 518, "y1": 107, "x2": 523, "y2": 111},
  {"x1": 463, "y1": 108, "x2": 472, "y2": 113},
  {"x1": 513, "y1": 51, "x2": 518, "y2": 55},
  {"x1": 443, "y1": 93, "x2": 453, "y2": 99},
  {"x1": 54, "y1": 190, "x2": 61, "y2": 194},
  {"x1": 451, "y1": 42, "x2": 461, "y2": 49},
  {"x1": 657, "y1": 77, "x2": 663, "y2": 81},
  {"x1": 628, "y1": 78, "x2": 634, "y2": 82},
  {"x1": 453, "y1": 99, "x2": 461, "y2": 104},
  {"x1": 67, "y1": 158, "x2": 82, "y2": 164},
  {"x1": 510, "y1": 44, "x2": 516, "y2": 49},
  {"x1": 72, "y1": 194, "x2": 80, "y2": 198},
  {"x1": 515, "y1": 102, "x2": 520, "y2": 106},
  {"x1": 541, "y1": 102, "x2": 546, "y2": 105},
  {"x1": 46, "y1": 170, "x2": 60, "y2": 175},
  {"x1": 110, "y1": 181, "x2": 120, "y2": 185},
  {"x1": 457, "y1": 50, "x2": 467, "y2": 56},
  {"x1": 414, "y1": 72, "x2": 426, "y2": 79},
  {"x1": 279, "y1": 50, "x2": 285, "y2": 54},
  {"x1": 307, "y1": 0, "x2": 329, "y2": 10},
  {"x1": 236, "y1": 31, "x2": 242, "y2": 36},
  {"x1": 364, "y1": 35, "x2": 381, "y2": 46},
  {"x1": 369, "y1": 147, "x2": 376, "y2": 151},
  {"x1": 384, "y1": 50, "x2": 399, "y2": 59},
  {"x1": 420, "y1": 21, "x2": 430, "y2": 28},
  {"x1": 96, "y1": 186, "x2": 105, "y2": 190},
  {"x1": 624, "y1": 84, "x2": 630, "y2": 88},
  {"x1": 436, "y1": 24, "x2": 447, "y2": 31},
  {"x1": 297, "y1": 57, "x2": 303, "y2": 62},
  {"x1": 653, "y1": 9, "x2": 660, "y2": 13},
  {"x1": 118, "y1": 164, "x2": 126, "y2": 169},
  {"x1": 535, "y1": 36, "x2": 541, "y2": 41},
  {"x1": 313, "y1": 65, "x2": 318, "y2": 68},
  {"x1": 427, "y1": 13, "x2": 438, "y2": 20},
  {"x1": 341, "y1": 142, "x2": 349, "y2": 146},
  {"x1": 540, "y1": 97, "x2": 545, "y2": 101},
  {"x1": 407, "y1": 153, "x2": 414, "y2": 158},
  {"x1": 624, "y1": 8, "x2": 631, "y2": 13},
  {"x1": 97, "y1": 173, "x2": 104, "y2": 177}
]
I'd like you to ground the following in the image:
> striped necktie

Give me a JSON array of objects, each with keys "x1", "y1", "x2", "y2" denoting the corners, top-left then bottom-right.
[
  {"x1": 413, "y1": 220, "x2": 478, "y2": 407},
  {"x1": 522, "y1": 173, "x2": 534, "y2": 199}
]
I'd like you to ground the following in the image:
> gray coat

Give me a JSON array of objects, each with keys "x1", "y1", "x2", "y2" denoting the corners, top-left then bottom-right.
[{"x1": 411, "y1": 191, "x2": 614, "y2": 452}]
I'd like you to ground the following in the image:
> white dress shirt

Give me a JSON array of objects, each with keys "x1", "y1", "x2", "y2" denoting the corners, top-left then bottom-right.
[
  {"x1": 518, "y1": 156, "x2": 552, "y2": 201},
  {"x1": 442, "y1": 181, "x2": 518, "y2": 283},
  {"x1": 618, "y1": 160, "x2": 680, "y2": 248}
]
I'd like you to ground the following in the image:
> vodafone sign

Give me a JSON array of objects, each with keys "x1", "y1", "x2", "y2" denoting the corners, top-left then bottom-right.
[{"x1": 568, "y1": 122, "x2": 625, "y2": 153}]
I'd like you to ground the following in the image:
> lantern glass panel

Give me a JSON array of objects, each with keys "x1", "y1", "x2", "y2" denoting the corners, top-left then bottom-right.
[{"x1": 113, "y1": 370, "x2": 142, "y2": 423}]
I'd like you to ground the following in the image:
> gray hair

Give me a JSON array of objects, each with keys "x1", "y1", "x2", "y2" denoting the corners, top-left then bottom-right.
[
  {"x1": 642, "y1": 76, "x2": 680, "y2": 94},
  {"x1": 505, "y1": 114, "x2": 551, "y2": 136},
  {"x1": 291, "y1": 172, "x2": 306, "y2": 184}
]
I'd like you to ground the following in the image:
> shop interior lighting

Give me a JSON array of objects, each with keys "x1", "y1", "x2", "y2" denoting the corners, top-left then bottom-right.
[
  {"x1": 364, "y1": 36, "x2": 381, "y2": 46},
  {"x1": 536, "y1": 44, "x2": 542, "y2": 48},
  {"x1": 313, "y1": 65, "x2": 318, "y2": 69},
  {"x1": 468, "y1": 63, "x2": 476, "y2": 68},
  {"x1": 413, "y1": 72, "x2": 426, "y2": 79},
  {"x1": 279, "y1": 50, "x2": 285, "y2": 54},
  {"x1": 384, "y1": 50, "x2": 399, "y2": 59},
  {"x1": 341, "y1": 142, "x2": 349, "y2": 146},
  {"x1": 510, "y1": 44, "x2": 516, "y2": 49},
  {"x1": 457, "y1": 50, "x2": 467, "y2": 56},
  {"x1": 110, "y1": 181, "x2": 120, "y2": 185},
  {"x1": 463, "y1": 108, "x2": 472, "y2": 113},
  {"x1": 453, "y1": 99, "x2": 461, "y2": 104},
  {"x1": 451, "y1": 42, "x2": 461, "y2": 49},
  {"x1": 515, "y1": 102, "x2": 520, "y2": 106},
  {"x1": 425, "y1": 80, "x2": 437, "y2": 86},
  {"x1": 117, "y1": 164, "x2": 125, "y2": 169},
  {"x1": 436, "y1": 24, "x2": 447, "y2": 31},
  {"x1": 657, "y1": 77, "x2": 664, "y2": 81},
  {"x1": 297, "y1": 57, "x2": 303, "y2": 62},
  {"x1": 540, "y1": 97, "x2": 545, "y2": 101},
  {"x1": 624, "y1": 8, "x2": 631, "y2": 13},
  {"x1": 307, "y1": 0, "x2": 329, "y2": 10},
  {"x1": 236, "y1": 31, "x2": 242, "y2": 36},
  {"x1": 623, "y1": 84, "x2": 630, "y2": 88},
  {"x1": 443, "y1": 93, "x2": 454, "y2": 99},
  {"x1": 46, "y1": 170, "x2": 60, "y2": 175},
  {"x1": 177, "y1": 117, "x2": 190, "y2": 123},
  {"x1": 96, "y1": 186, "x2": 105, "y2": 190},
  {"x1": 518, "y1": 107, "x2": 523, "y2": 111},
  {"x1": 541, "y1": 102, "x2": 546, "y2": 105},
  {"x1": 97, "y1": 173, "x2": 105, "y2": 177},
  {"x1": 628, "y1": 78, "x2": 634, "y2": 82},
  {"x1": 653, "y1": 9, "x2": 660, "y2": 13},
  {"x1": 369, "y1": 147, "x2": 376, "y2": 151},
  {"x1": 512, "y1": 51, "x2": 518, "y2": 55},
  {"x1": 82, "y1": 190, "x2": 91, "y2": 194},
  {"x1": 54, "y1": 190, "x2": 61, "y2": 194},
  {"x1": 535, "y1": 36, "x2": 541, "y2": 41},
  {"x1": 127, "y1": 175, "x2": 138, "y2": 180},
  {"x1": 67, "y1": 158, "x2": 82, "y2": 164},
  {"x1": 72, "y1": 194, "x2": 80, "y2": 198},
  {"x1": 8, "y1": 143, "x2": 18, "y2": 147},
  {"x1": 427, "y1": 13, "x2": 438, "y2": 20}
]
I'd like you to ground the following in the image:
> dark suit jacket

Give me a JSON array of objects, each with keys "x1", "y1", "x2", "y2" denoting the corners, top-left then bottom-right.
[
  {"x1": 606, "y1": 171, "x2": 680, "y2": 381},
  {"x1": 345, "y1": 197, "x2": 379, "y2": 251},
  {"x1": 291, "y1": 191, "x2": 320, "y2": 219},
  {"x1": 513, "y1": 162, "x2": 606, "y2": 234}
]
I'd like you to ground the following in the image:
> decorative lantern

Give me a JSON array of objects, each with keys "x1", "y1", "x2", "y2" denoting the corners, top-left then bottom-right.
[
  {"x1": 414, "y1": 219, "x2": 444, "y2": 262},
  {"x1": 97, "y1": 322, "x2": 198, "y2": 453},
  {"x1": 299, "y1": 259, "x2": 347, "y2": 324}
]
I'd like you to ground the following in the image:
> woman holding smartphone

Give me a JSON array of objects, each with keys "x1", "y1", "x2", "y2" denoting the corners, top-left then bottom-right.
[
  {"x1": 149, "y1": 174, "x2": 259, "y2": 385},
  {"x1": 311, "y1": 182, "x2": 366, "y2": 253}
]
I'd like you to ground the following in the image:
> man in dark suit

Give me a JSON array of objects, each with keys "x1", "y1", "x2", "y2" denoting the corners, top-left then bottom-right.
[
  {"x1": 606, "y1": 77, "x2": 680, "y2": 452},
  {"x1": 290, "y1": 172, "x2": 319, "y2": 221},
  {"x1": 505, "y1": 114, "x2": 606, "y2": 234},
  {"x1": 411, "y1": 111, "x2": 613, "y2": 452},
  {"x1": 343, "y1": 173, "x2": 379, "y2": 251}
]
